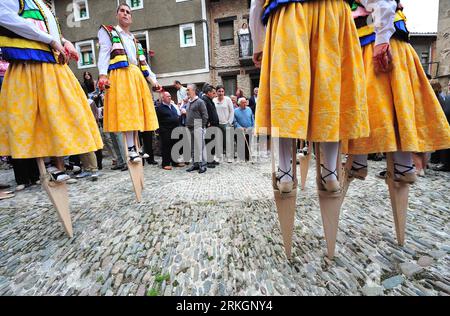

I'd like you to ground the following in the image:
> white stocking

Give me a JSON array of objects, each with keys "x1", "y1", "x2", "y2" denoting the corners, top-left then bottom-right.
[
  {"x1": 352, "y1": 154, "x2": 368, "y2": 169},
  {"x1": 393, "y1": 151, "x2": 415, "y2": 174},
  {"x1": 126, "y1": 132, "x2": 135, "y2": 149},
  {"x1": 278, "y1": 138, "x2": 294, "y2": 183},
  {"x1": 320, "y1": 142, "x2": 339, "y2": 182}
]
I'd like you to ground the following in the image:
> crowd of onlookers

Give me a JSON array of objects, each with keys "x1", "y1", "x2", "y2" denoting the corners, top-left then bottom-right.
[{"x1": 153, "y1": 81, "x2": 258, "y2": 173}]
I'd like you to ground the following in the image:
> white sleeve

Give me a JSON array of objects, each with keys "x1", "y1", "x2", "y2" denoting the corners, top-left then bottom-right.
[
  {"x1": 249, "y1": 0, "x2": 266, "y2": 54},
  {"x1": 359, "y1": 0, "x2": 397, "y2": 46},
  {"x1": 0, "y1": 0, "x2": 54, "y2": 44},
  {"x1": 148, "y1": 67, "x2": 157, "y2": 82},
  {"x1": 97, "y1": 28, "x2": 112, "y2": 76},
  {"x1": 227, "y1": 98, "x2": 235, "y2": 125}
]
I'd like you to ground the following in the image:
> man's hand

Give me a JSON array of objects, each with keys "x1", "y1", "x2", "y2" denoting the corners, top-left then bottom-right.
[
  {"x1": 373, "y1": 43, "x2": 393, "y2": 73},
  {"x1": 147, "y1": 78, "x2": 163, "y2": 92},
  {"x1": 50, "y1": 40, "x2": 68, "y2": 65},
  {"x1": 253, "y1": 52, "x2": 263, "y2": 68},
  {"x1": 98, "y1": 75, "x2": 110, "y2": 91},
  {"x1": 153, "y1": 82, "x2": 163, "y2": 92},
  {"x1": 63, "y1": 40, "x2": 79, "y2": 62}
]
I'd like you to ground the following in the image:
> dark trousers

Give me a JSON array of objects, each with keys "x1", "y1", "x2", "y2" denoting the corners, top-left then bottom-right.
[
  {"x1": 69, "y1": 155, "x2": 81, "y2": 167},
  {"x1": 139, "y1": 131, "x2": 155, "y2": 161},
  {"x1": 95, "y1": 150, "x2": 103, "y2": 170},
  {"x1": 11, "y1": 158, "x2": 40, "y2": 186},
  {"x1": 159, "y1": 127, "x2": 177, "y2": 167},
  {"x1": 441, "y1": 149, "x2": 450, "y2": 167},
  {"x1": 205, "y1": 129, "x2": 217, "y2": 163}
]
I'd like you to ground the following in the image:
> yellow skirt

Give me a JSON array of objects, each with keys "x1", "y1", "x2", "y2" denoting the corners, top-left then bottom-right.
[
  {"x1": 104, "y1": 64, "x2": 159, "y2": 133},
  {"x1": 345, "y1": 39, "x2": 450, "y2": 154},
  {"x1": 257, "y1": 0, "x2": 369, "y2": 141},
  {"x1": 0, "y1": 62, "x2": 103, "y2": 159}
]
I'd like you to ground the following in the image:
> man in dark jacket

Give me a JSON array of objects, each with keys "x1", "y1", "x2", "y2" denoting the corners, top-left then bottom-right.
[
  {"x1": 202, "y1": 85, "x2": 220, "y2": 168},
  {"x1": 248, "y1": 87, "x2": 258, "y2": 115},
  {"x1": 186, "y1": 84, "x2": 209, "y2": 173},
  {"x1": 434, "y1": 96, "x2": 450, "y2": 171},
  {"x1": 156, "y1": 92, "x2": 184, "y2": 170}
]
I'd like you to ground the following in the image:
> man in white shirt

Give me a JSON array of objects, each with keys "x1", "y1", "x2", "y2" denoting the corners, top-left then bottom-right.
[
  {"x1": 213, "y1": 85, "x2": 235, "y2": 162},
  {"x1": 174, "y1": 80, "x2": 188, "y2": 106}
]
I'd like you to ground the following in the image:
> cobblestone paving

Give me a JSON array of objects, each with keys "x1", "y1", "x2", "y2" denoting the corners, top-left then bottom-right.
[{"x1": 0, "y1": 157, "x2": 449, "y2": 296}]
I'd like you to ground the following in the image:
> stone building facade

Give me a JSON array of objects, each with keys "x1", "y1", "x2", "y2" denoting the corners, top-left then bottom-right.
[
  {"x1": 410, "y1": 33, "x2": 438, "y2": 78},
  {"x1": 207, "y1": 0, "x2": 260, "y2": 97},
  {"x1": 437, "y1": 0, "x2": 450, "y2": 90}
]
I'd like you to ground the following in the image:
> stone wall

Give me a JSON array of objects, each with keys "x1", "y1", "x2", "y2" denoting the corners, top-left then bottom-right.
[
  {"x1": 208, "y1": 0, "x2": 257, "y2": 97},
  {"x1": 437, "y1": 0, "x2": 450, "y2": 91}
]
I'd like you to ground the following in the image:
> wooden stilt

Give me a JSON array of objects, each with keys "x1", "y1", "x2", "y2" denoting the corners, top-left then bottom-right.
[
  {"x1": 315, "y1": 143, "x2": 344, "y2": 259},
  {"x1": 299, "y1": 140, "x2": 311, "y2": 190},
  {"x1": 134, "y1": 132, "x2": 145, "y2": 191},
  {"x1": 386, "y1": 153, "x2": 409, "y2": 246},
  {"x1": 272, "y1": 139, "x2": 298, "y2": 259},
  {"x1": 123, "y1": 132, "x2": 144, "y2": 202},
  {"x1": 37, "y1": 158, "x2": 73, "y2": 237}
]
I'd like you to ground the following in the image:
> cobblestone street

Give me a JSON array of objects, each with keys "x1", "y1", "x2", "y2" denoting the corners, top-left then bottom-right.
[{"x1": 0, "y1": 157, "x2": 449, "y2": 296}]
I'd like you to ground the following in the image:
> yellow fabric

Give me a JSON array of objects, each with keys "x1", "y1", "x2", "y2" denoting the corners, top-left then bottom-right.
[
  {"x1": 357, "y1": 11, "x2": 407, "y2": 38},
  {"x1": 0, "y1": 36, "x2": 52, "y2": 52},
  {"x1": 344, "y1": 39, "x2": 450, "y2": 154},
  {"x1": 104, "y1": 64, "x2": 159, "y2": 132},
  {"x1": 257, "y1": 0, "x2": 369, "y2": 141},
  {"x1": 0, "y1": 62, "x2": 103, "y2": 159}
]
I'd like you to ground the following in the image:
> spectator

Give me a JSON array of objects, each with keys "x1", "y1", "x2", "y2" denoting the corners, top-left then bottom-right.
[
  {"x1": 431, "y1": 81, "x2": 450, "y2": 172},
  {"x1": 248, "y1": 87, "x2": 258, "y2": 115},
  {"x1": 239, "y1": 22, "x2": 251, "y2": 57},
  {"x1": 110, "y1": 133, "x2": 128, "y2": 171},
  {"x1": 186, "y1": 84, "x2": 208, "y2": 174},
  {"x1": 0, "y1": 49, "x2": 8, "y2": 90},
  {"x1": 9, "y1": 158, "x2": 40, "y2": 191},
  {"x1": 234, "y1": 98, "x2": 254, "y2": 161},
  {"x1": 231, "y1": 95, "x2": 239, "y2": 109},
  {"x1": 73, "y1": 98, "x2": 100, "y2": 180},
  {"x1": 90, "y1": 91, "x2": 113, "y2": 170},
  {"x1": 214, "y1": 85, "x2": 235, "y2": 162},
  {"x1": 139, "y1": 131, "x2": 158, "y2": 165},
  {"x1": 81, "y1": 71, "x2": 97, "y2": 97},
  {"x1": 201, "y1": 85, "x2": 220, "y2": 168},
  {"x1": 76, "y1": 151, "x2": 99, "y2": 181},
  {"x1": 156, "y1": 91, "x2": 184, "y2": 170},
  {"x1": 235, "y1": 88, "x2": 245, "y2": 100},
  {"x1": 174, "y1": 80, "x2": 188, "y2": 106}
]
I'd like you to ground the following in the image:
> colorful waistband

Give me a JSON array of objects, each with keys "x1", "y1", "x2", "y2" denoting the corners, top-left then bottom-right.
[{"x1": 262, "y1": 0, "x2": 354, "y2": 25}]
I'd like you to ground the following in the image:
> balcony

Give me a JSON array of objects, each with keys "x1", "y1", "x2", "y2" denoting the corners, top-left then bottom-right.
[{"x1": 238, "y1": 33, "x2": 253, "y2": 66}]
